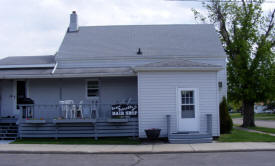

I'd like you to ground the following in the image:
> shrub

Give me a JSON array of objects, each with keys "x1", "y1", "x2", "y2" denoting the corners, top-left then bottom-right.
[{"x1": 220, "y1": 97, "x2": 233, "y2": 134}]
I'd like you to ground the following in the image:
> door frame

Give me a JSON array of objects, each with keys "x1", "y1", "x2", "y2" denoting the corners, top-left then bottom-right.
[
  {"x1": 176, "y1": 87, "x2": 200, "y2": 132},
  {"x1": 15, "y1": 80, "x2": 29, "y2": 115}
]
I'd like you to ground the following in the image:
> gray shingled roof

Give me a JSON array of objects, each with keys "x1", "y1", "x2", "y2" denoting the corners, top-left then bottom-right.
[
  {"x1": 136, "y1": 59, "x2": 221, "y2": 68},
  {"x1": 0, "y1": 68, "x2": 53, "y2": 78},
  {"x1": 0, "y1": 55, "x2": 55, "y2": 66},
  {"x1": 54, "y1": 67, "x2": 134, "y2": 76},
  {"x1": 57, "y1": 24, "x2": 226, "y2": 60},
  {"x1": 0, "y1": 67, "x2": 136, "y2": 79}
]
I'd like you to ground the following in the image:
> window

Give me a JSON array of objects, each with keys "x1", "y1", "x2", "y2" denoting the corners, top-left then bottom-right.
[
  {"x1": 87, "y1": 80, "x2": 99, "y2": 97},
  {"x1": 181, "y1": 90, "x2": 195, "y2": 118}
]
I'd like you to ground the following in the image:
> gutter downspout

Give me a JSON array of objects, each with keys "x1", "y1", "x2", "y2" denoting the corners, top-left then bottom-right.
[{"x1": 51, "y1": 62, "x2": 58, "y2": 74}]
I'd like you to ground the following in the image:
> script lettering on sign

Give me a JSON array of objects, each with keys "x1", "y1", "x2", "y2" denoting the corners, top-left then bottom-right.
[{"x1": 111, "y1": 104, "x2": 138, "y2": 118}]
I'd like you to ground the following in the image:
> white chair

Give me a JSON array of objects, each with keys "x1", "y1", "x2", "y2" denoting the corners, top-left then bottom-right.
[
  {"x1": 64, "y1": 100, "x2": 74, "y2": 119},
  {"x1": 59, "y1": 101, "x2": 66, "y2": 118},
  {"x1": 76, "y1": 100, "x2": 84, "y2": 119},
  {"x1": 89, "y1": 99, "x2": 99, "y2": 119}
]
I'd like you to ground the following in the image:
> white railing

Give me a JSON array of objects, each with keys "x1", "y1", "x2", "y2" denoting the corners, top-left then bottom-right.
[{"x1": 18, "y1": 102, "x2": 138, "y2": 122}]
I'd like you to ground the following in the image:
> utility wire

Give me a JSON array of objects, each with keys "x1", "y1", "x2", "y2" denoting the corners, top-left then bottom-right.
[{"x1": 167, "y1": 0, "x2": 275, "y2": 3}]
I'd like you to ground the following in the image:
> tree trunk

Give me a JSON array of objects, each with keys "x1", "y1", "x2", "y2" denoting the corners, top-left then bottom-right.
[{"x1": 242, "y1": 101, "x2": 255, "y2": 127}]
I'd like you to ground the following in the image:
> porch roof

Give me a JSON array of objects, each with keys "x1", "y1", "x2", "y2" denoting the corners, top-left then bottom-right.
[
  {"x1": 0, "y1": 55, "x2": 55, "y2": 69},
  {"x1": 0, "y1": 67, "x2": 135, "y2": 79},
  {"x1": 134, "y1": 59, "x2": 223, "y2": 71},
  {"x1": 53, "y1": 67, "x2": 135, "y2": 77}
]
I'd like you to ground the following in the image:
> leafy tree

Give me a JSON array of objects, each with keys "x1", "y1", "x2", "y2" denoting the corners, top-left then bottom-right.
[{"x1": 193, "y1": 0, "x2": 275, "y2": 127}]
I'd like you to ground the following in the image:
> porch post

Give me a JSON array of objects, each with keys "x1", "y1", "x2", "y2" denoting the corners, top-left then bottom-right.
[
  {"x1": 206, "y1": 114, "x2": 212, "y2": 135},
  {"x1": 59, "y1": 79, "x2": 63, "y2": 100},
  {"x1": 166, "y1": 115, "x2": 171, "y2": 138}
]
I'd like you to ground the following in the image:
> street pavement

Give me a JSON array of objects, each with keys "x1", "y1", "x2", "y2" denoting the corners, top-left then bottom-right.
[
  {"x1": 233, "y1": 118, "x2": 275, "y2": 128},
  {"x1": 1, "y1": 151, "x2": 275, "y2": 166}
]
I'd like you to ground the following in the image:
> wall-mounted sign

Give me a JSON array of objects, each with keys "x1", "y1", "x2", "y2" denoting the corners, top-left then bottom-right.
[{"x1": 111, "y1": 104, "x2": 138, "y2": 118}]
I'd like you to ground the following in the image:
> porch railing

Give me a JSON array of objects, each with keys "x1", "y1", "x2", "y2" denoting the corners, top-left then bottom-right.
[{"x1": 18, "y1": 103, "x2": 138, "y2": 122}]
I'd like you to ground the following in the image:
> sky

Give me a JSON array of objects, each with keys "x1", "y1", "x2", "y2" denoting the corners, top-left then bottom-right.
[{"x1": 0, "y1": 0, "x2": 274, "y2": 59}]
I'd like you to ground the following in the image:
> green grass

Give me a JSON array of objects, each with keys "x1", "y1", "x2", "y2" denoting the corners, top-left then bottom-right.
[
  {"x1": 248, "y1": 126, "x2": 275, "y2": 134},
  {"x1": 254, "y1": 114, "x2": 275, "y2": 120},
  {"x1": 218, "y1": 128, "x2": 275, "y2": 142},
  {"x1": 230, "y1": 113, "x2": 275, "y2": 120},
  {"x1": 230, "y1": 113, "x2": 242, "y2": 119},
  {"x1": 11, "y1": 137, "x2": 141, "y2": 145}
]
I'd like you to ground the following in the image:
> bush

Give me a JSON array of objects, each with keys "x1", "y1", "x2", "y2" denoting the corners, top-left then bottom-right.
[{"x1": 220, "y1": 97, "x2": 233, "y2": 134}]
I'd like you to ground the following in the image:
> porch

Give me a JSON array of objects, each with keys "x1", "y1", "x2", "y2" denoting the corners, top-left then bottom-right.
[
  {"x1": 17, "y1": 103, "x2": 138, "y2": 139},
  {"x1": 0, "y1": 76, "x2": 139, "y2": 139}
]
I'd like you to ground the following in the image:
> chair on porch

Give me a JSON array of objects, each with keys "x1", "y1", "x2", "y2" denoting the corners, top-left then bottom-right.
[
  {"x1": 63, "y1": 100, "x2": 75, "y2": 119},
  {"x1": 87, "y1": 99, "x2": 99, "y2": 119},
  {"x1": 75, "y1": 100, "x2": 84, "y2": 119}
]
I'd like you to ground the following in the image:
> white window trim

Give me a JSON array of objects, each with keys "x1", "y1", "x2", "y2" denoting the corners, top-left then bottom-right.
[
  {"x1": 85, "y1": 79, "x2": 100, "y2": 99},
  {"x1": 176, "y1": 87, "x2": 200, "y2": 132}
]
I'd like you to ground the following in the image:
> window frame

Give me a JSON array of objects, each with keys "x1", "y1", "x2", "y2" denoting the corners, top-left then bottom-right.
[
  {"x1": 85, "y1": 79, "x2": 100, "y2": 99},
  {"x1": 180, "y1": 90, "x2": 195, "y2": 119},
  {"x1": 176, "y1": 87, "x2": 200, "y2": 132}
]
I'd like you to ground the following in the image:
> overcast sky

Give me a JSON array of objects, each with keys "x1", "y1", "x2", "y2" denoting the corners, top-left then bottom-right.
[{"x1": 0, "y1": 0, "x2": 274, "y2": 59}]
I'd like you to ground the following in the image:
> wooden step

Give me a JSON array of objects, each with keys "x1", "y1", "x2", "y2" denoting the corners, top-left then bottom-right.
[
  {"x1": 169, "y1": 133, "x2": 211, "y2": 139},
  {"x1": 169, "y1": 137, "x2": 212, "y2": 144}
]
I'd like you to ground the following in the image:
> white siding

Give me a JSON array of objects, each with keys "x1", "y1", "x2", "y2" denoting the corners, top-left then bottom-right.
[
  {"x1": 138, "y1": 71, "x2": 219, "y2": 138},
  {"x1": 187, "y1": 58, "x2": 227, "y2": 102}
]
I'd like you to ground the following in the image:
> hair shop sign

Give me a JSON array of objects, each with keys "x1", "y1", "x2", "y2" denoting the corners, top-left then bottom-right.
[{"x1": 111, "y1": 104, "x2": 138, "y2": 118}]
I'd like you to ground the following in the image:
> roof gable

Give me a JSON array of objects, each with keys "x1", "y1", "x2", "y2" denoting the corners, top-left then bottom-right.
[{"x1": 57, "y1": 24, "x2": 226, "y2": 60}]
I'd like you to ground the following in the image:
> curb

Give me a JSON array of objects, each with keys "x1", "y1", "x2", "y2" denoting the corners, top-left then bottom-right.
[{"x1": 1, "y1": 149, "x2": 275, "y2": 154}]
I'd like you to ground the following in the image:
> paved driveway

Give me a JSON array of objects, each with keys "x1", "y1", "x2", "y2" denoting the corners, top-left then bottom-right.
[
  {"x1": 1, "y1": 151, "x2": 275, "y2": 166},
  {"x1": 233, "y1": 118, "x2": 275, "y2": 128}
]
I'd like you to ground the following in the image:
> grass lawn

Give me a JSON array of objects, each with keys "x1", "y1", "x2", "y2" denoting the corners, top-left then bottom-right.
[
  {"x1": 230, "y1": 113, "x2": 242, "y2": 118},
  {"x1": 218, "y1": 128, "x2": 275, "y2": 142},
  {"x1": 248, "y1": 126, "x2": 275, "y2": 134},
  {"x1": 230, "y1": 113, "x2": 275, "y2": 120},
  {"x1": 11, "y1": 137, "x2": 141, "y2": 145}
]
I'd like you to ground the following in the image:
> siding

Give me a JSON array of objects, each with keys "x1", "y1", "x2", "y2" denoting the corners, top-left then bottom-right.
[
  {"x1": 28, "y1": 77, "x2": 137, "y2": 105},
  {"x1": 187, "y1": 58, "x2": 227, "y2": 102},
  {"x1": 138, "y1": 71, "x2": 219, "y2": 138}
]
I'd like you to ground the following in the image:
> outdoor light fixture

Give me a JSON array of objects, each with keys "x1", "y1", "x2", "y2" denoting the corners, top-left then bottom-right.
[
  {"x1": 218, "y1": 81, "x2": 222, "y2": 88},
  {"x1": 137, "y1": 48, "x2": 142, "y2": 55}
]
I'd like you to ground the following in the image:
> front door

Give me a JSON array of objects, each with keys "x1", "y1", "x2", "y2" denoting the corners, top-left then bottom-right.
[{"x1": 177, "y1": 88, "x2": 199, "y2": 132}]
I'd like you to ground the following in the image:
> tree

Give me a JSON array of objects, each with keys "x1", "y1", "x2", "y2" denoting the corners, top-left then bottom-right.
[{"x1": 192, "y1": 0, "x2": 275, "y2": 127}]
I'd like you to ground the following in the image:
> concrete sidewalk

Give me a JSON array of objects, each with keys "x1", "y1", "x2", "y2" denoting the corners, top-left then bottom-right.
[{"x1": 1, "y1": 142, "x2": 275, "y2": 154}]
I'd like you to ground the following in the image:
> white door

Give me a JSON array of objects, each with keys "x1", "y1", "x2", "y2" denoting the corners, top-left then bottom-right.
[{"x1": 177, "y1": 88, "x2": 199, "y2": 132}]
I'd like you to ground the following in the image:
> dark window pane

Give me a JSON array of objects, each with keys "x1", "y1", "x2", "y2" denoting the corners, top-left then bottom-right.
[
  {"x1": 88, "y1": 89, "x2": 99, "y2": 97},
  {"x1": 87, "y1": 81, "x2": 99, "y2": 88},
  {"x1": 190, "y1": 91, "x2": 193, "y2": 97},
  {"x1": 182, "y1": 98, "x2": 186, "y2": 104},
  {"x1": 181, "y1": 91, "x2": 186, "y2": 98},
  {"x1": 181, "y1": 105, "x2": 195, "y2": 118}
]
